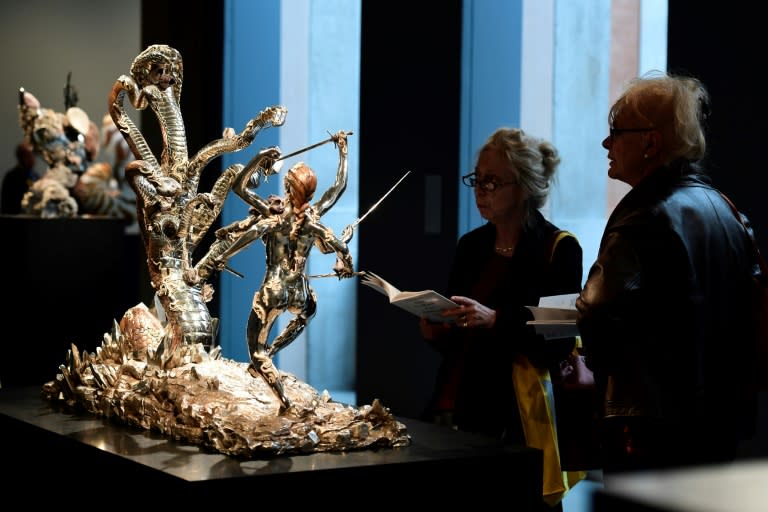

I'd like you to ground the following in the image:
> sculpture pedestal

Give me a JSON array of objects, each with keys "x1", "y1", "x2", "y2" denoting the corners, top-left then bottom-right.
[
  {"x1": 0, "y1": 215, "x2": 128, "y2": 387},
  {"x1": 0, "y1": 386, "x2": 543, "y2": 505}
]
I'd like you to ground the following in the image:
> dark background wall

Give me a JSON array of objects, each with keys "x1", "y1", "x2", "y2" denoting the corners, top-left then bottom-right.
[
  {"x1": 354, "y1": 1, "x2": 464, "y2": 419},
  {"x1": 667, "y1": 3, "x2": 768, "y2": 256},
  {"x1": 667, "y1": 2, "x2": 768, "y2": 459}
]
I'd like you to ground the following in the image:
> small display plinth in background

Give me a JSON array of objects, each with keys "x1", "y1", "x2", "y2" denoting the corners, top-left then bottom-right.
[{"x1": 0, "y1": 215, "x2": 130, "y2": 387}]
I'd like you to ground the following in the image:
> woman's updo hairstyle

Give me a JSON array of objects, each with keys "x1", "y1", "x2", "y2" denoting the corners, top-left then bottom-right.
[{"x1": 480, "y1": 127, "x2": 561, "y2": 226}]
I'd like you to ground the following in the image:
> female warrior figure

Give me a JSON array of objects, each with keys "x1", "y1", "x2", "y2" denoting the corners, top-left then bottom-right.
[{"x1": 205, "y1": 131, "x2": 353, "y2": 410}]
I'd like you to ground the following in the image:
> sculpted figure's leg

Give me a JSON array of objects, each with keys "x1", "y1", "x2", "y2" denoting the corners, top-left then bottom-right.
[
  {"x1": 246, "y1": 297, "x2": 277, "y2": 359},
  {"x1": 245, "y1": 298, "x2": 292, "y2": 411},
  {"x1": 248, "y1": 353, "x2": 291, "y2": 411},
  {"x1": 268, "y1": 292, "x2": 317, "y2": 358}
]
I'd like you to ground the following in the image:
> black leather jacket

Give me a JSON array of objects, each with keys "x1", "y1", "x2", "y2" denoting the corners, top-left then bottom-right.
[{"x1": 577, "y1": 161, "x2": 757, "y2": 438}]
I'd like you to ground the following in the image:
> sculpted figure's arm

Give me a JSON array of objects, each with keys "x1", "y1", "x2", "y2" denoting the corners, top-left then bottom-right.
[
  {"x1": 232, "y1": 146, "x2": 282, "y2": 216},
  {"x1": 313, "y1": 130, "x2": 349, "y2": 217},
  {"x1": 194, "y1": 214, "x2": 282, "y2": 281},
  {"x1": 217, "y1": 216, "x2": 282, "y2": 267},
  {"x1": 333, "y1": 246, "x2": 355, "y2": 279},
  {"x1": 308, "y1": 220, "x2": 354, "y2": 278}
]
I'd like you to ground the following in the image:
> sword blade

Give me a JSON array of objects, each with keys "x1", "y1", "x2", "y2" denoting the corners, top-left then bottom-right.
[
  {"x1": 275, "y1": 131, "x2": 354, "y2": 162},
  {"x1": 242, "y1": 131, "x2": 354, "y2": 177},
  {"x1": 354, "y1": 170, "x2": 411, "y2": 227},
  {"x1": 307, "y1": 271, "x2": 365, "y2": 279}
]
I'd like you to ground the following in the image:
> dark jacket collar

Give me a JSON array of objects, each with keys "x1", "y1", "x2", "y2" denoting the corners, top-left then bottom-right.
[{"x1": 612, "y1": 159, "x2": 710, "y2": 219}]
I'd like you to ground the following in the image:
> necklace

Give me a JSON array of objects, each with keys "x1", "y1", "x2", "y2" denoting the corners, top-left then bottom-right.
[{"x1": 494, "y1": 246, "x2": 514, "y2": 253}]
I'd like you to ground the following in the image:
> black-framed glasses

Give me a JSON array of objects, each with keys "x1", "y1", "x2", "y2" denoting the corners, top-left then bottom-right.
[
  {"x1": 609, "y1": 127, "x2": 655, "y2": 137},
  {"x1": 462, "y1": 172, "x2": 517, "y2": 192}
]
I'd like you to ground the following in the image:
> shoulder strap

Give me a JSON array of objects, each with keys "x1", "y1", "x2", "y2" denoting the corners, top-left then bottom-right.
[
  {"x1": 547, "y1": 229, "x2": 581, "y2": 350},
  {"x1": 548, "y1": 229, "x2": 576, "y2": 264}
]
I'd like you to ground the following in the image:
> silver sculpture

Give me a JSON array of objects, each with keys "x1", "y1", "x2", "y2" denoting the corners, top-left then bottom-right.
[{"x1": 41, "y1": 44, "x2": 409, "y2": 456}]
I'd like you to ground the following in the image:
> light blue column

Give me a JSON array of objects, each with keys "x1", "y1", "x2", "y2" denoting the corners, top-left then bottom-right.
[
  {"x1": 277, "y1": 0, "x2": 361, "y2": 392},
  {"x1": 459, "y1": 0, "x2": 523, "y2": 235},
  {"x1": 221, "y1": 0, "x2": 360, "y2": 397},
  {"x1": 639, "y1": 0, "x2": 668, "y2": 73},
  {"x1": 550, "y1": 0, "x2": 612, "y2": 277},
  {"x1": 221, "y1": 0, "x2": 283, "y2": 363},
  {"x1": 460, "y1": 1, "x2": 616, "y2": 282}
]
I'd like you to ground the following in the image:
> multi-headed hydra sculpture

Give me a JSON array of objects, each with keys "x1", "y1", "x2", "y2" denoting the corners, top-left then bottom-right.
[{"x1": 108, "y1": 44, "x2": 288, "y2": 368}]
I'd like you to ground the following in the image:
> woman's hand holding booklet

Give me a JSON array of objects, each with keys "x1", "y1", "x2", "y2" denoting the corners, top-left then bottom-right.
[{"x1": 360, "y1": 271, "x2": 459, "y2": 323}]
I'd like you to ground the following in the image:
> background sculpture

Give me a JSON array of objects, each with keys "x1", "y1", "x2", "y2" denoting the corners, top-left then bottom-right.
[
  {"x1": 17, "y1": 79, "x2": 137, "y2": 221},
  {"x1": 17, "y1": 87, "x2": 85, "y2": 217}
]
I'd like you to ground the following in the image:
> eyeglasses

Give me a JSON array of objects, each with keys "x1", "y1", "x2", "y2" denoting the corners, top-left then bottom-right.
[
  {"x1": 462, "y1": 172, "x2": 517, "y2": 192},
  {"x1": 609, "y1": 127, "x2": 655, "y2": 138}
]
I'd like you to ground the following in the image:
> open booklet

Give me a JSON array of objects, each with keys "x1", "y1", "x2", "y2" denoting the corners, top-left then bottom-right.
[
  {"x1": 360, "y1": 271, "x2": 460, "y2": 323},
  {"x1": 525, "y1": 293, "x2": 579, "y2": 339}
]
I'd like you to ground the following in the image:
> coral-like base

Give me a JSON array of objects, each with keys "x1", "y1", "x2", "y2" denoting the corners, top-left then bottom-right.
[{"x1": 42, "y1": 331, "x2": 409, "y2": 458}]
